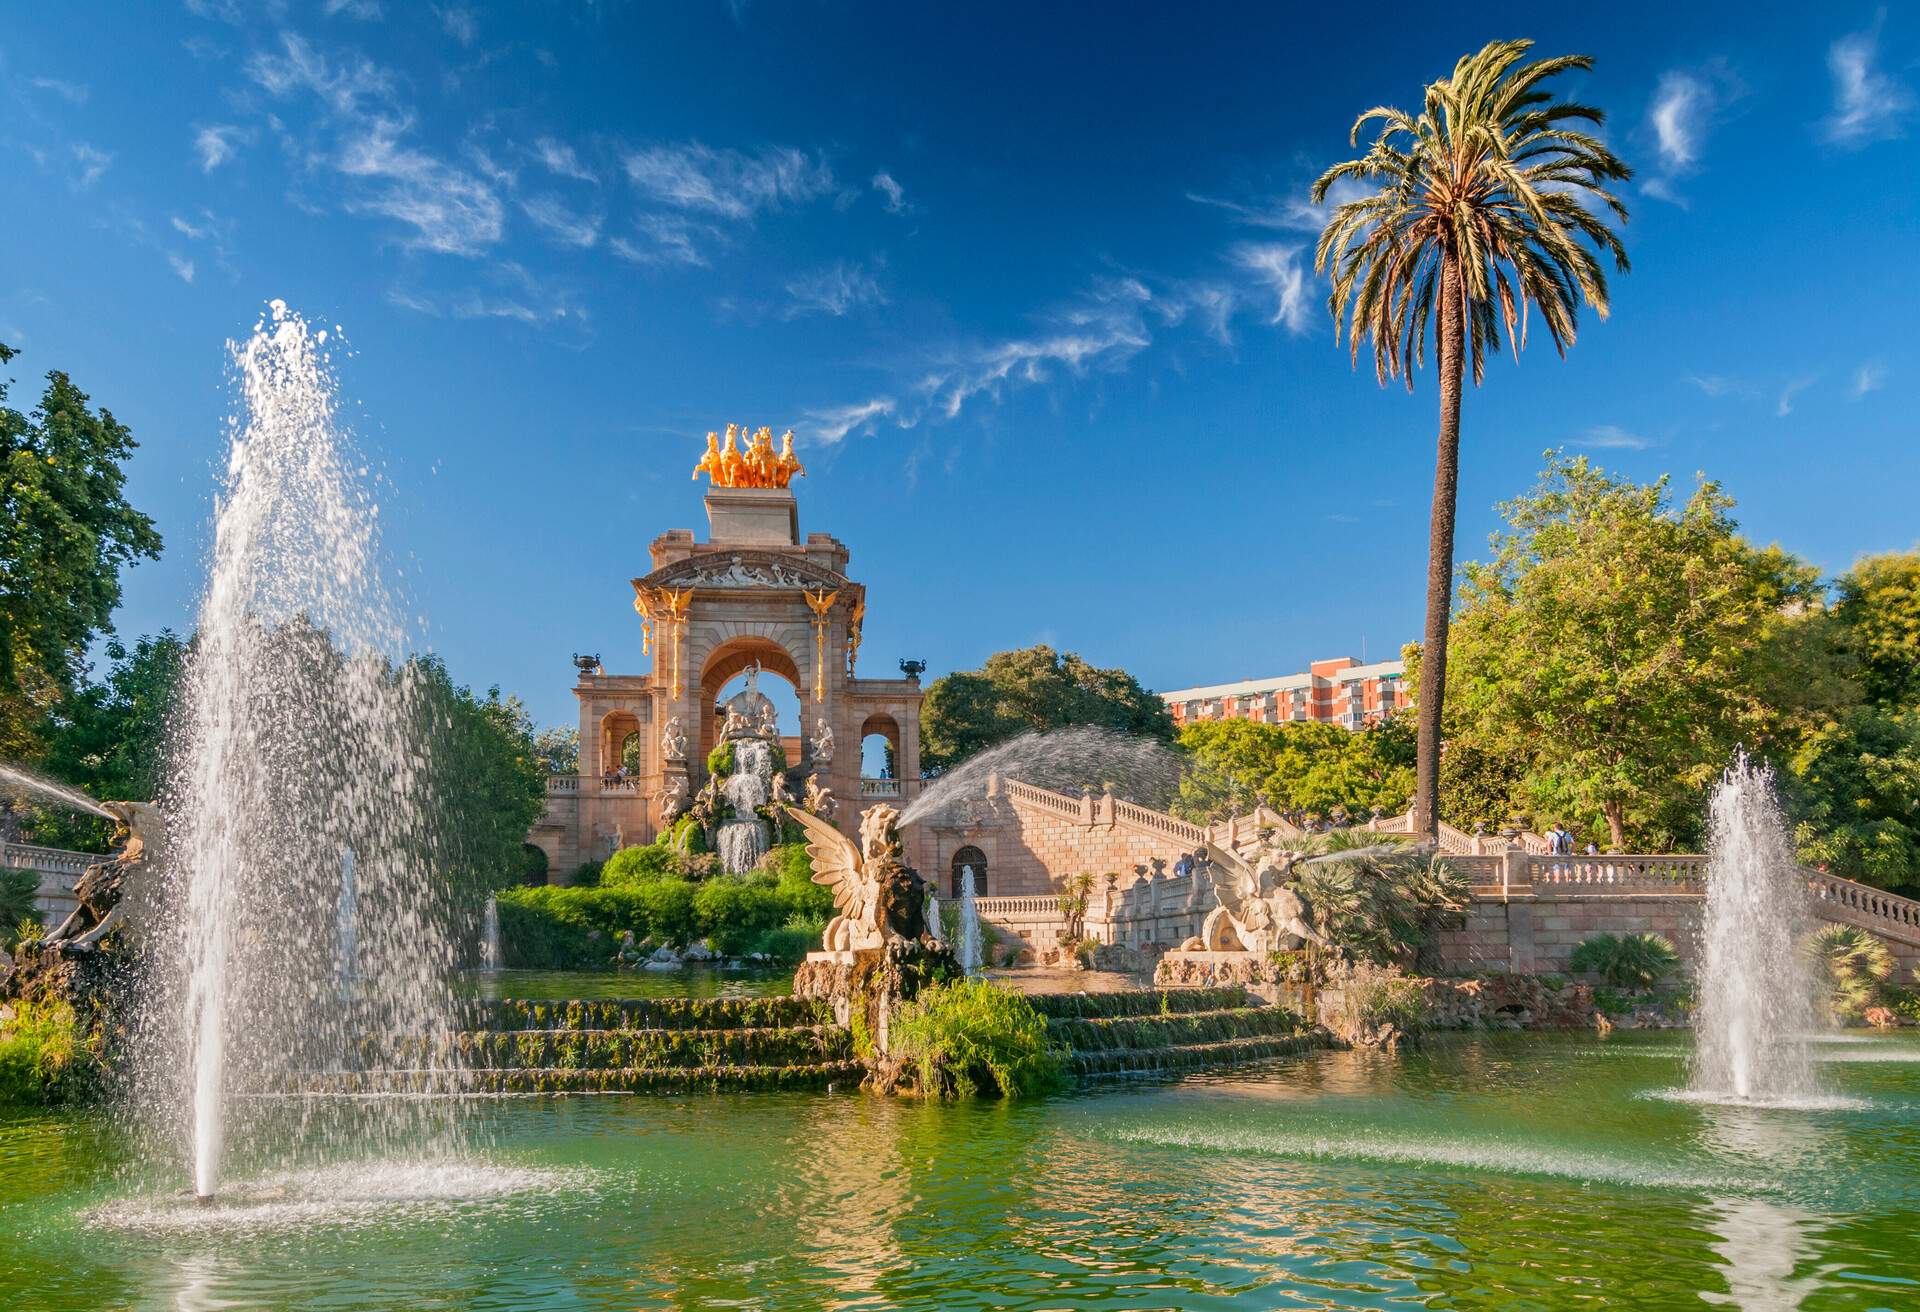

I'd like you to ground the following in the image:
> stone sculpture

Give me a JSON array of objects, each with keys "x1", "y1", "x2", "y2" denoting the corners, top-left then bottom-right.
[
  {"x1": 810, "y1": 717, "x2": 835, "y2": 763},
  {"x1": 40, "y1": 801, "x2": 160, "y2": 952},
  {"x1": 783, "y1": 803, "x2": 929, "y2": 952},
  {"x1": 756, "y1": 700, "x2": 780, "y2": 739},
  {"x1": 657, "y1": 773, "x2": 690, "y2": 821},
  {"x1": 803, "y1": 774, "x2": 836, "y2": 819},
  {"x1": 1188, "y1": 844, "x2": 1328, "y2": 958},
  {"x1": 661, "y1": 716, "x2": 688, "y2": 761}
]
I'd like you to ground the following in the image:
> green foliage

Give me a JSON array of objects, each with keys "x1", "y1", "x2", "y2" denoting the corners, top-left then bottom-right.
[
  {"x1": 601, "y1": 842, "x2": 678, "y2": 887},
  {"x1": 566, "y1": 860, "x2": 603, "y2": 888},
  {"x1": 1807, "y1": 924, "x2": 1895, "y2": 1021},
  {"x1": 1437, "y1": 740, "x2": 1530, "y2": 833},
  {"x1": 1568, "y1": 932, "x2": 1680, "y2": 990},
  {"x1": 706, "y1": 740, "x2": 735, "y2": 776},
  {"x1": 1354, "y1": 974, "x2": 1432, "y2": 1034},
  {"x1": 1173, "y1": 718, "x2": 1413, "y2": 822},
  {"x1": 1437, "y1": 453, "x2": 1843, "y2": 850},
  {"x1": 890, "y1": 979, "x2": 1067, "y2": 1099},
  {"x1": 921, "y1": 645, "x2": 1175, "y2": 772},
  {"x1": 0, "y1": 998, "x2": 98, "y2": 1105},
  {"x1": 1293, "y1": 832, "x2": 1468, "y2": 966},
  {"x1": 0, "y1": 869, "x2": 38, "y2": 949},
  {"x1": 532, "y1": 725, "x2": 578, "y2": 772},
  {"x1": 1834, "y1": 552, "x2": 1920, "y2": 711},
  {"x1": 0, "y1": 344, "x2": 164, "y2": 763},
  {"x1": 1787, "y1": 707, "x2": 1920, "y2": 892},
  {"x1": 1591, "y1": 986, "x2": 1633, "y2": 1017},
  {"x1": 30, "y1": 630, "x2": 184, "y2": 850}
]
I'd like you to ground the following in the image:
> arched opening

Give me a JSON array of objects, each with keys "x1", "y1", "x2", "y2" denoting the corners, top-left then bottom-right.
[
  {"x1": 951, "y1": 845, "x2": 987, "y2": 898},
  {"x1": 599, "y1": 710, "x2": 642, "y2": 777},
  {"x1": 699, "y1": 638, "x2": 805, "y2": 761},
  {"x1": 860, "y1": 712, "x2": 901, "y2": 780}
]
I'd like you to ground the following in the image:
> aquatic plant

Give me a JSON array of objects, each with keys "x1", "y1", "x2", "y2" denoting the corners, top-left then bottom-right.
[
  {"x1": 890, "y1": 979, "x2": 1066, "y2": 1099},
  {"x1": 0, "y1": 998, "x2": 100, "y2": 1105}
]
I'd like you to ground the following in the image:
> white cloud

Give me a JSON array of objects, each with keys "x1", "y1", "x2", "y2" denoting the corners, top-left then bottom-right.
[
  {"x1": 1189, "y1": 176, "x2": 1370, "y2": 232},
  {"x1": 804, "y1": 397, "x2": 896, "y2": 444},
  {"x1": 193, "y1": 124, "x2": 249, "y2": 172},
  {"x1": 783, "y1": 259, "x2": 886, "y2": 318},
  {"x1": 167, "y1": 252, "x2": 196, "y2": 283},
  {"x1": 1573, "y1": 424, "x2": 1650, "y2": 450},
  {"x1": 436, "y1": 5, "x2": 477, "y2": 46},
  {"x1": 533, "y1": 136, "x2": 596, "y2": 184},
  {"x1": 1777, "y1": 377, "x2": 1815, "y2": 416},
  {"x1": 1651, "y1": 71, "x2": 1710, "y2": 169},
  {"x1": 385, "y1": 286, "x2": 442, "y2": 316},
  {"x1": 1684, "y1": 373, "x2": 1736, "y2": 397},
  {"x1": 336, "y1": 118, "x2": 503, "y2": 255},
  {"x1": 246, "y1": 32, "x2": 397, "y2": 118},
  {"x1": 1824, "y1": 16, "x2": 1913, "y2": 146},
  {"x1": 1231, "y1": 242, "x2": 1310, "y2": 333},
  {"x1": 1852, "y1": 361, "x2": 1887, "y2": 397},
  {"x1": 611, "y1": 214, "x2": 712, "y2": 267},
  {"x1": 69, "y1": 143, "x2": 112, "y2": 189},
  {"x1": 324, "y1": 0, "x2": 384, "y2": 18},
  {"x1": 521, "y1": 194, "x2": 601, "y2": 248},
  {"x1": 871, "y1": 170, "x2": 907, "y2": 213},
  {"x1": 30, "y1": 77, "x2": 89, "y2": 105},
  {"x1": 622, "y1": 141, "x2": 834, "y2": 219}
]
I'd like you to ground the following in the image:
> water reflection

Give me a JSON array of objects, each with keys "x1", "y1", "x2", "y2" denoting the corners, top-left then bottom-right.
[{"x1": 1699, "y1": 1197, "x2": 1818, "y2": 1310}]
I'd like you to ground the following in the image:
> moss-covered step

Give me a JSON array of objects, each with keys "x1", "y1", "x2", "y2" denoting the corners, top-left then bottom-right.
[
  {"x1": 1026, "y1": 988, "x2": 1252, "y2": 1020},
  {"x1": 1047, "y1": 1006, "x2": 1307, "y2": 1053},
  {"x1": 463, "y1": 996, "x2": 833, "y2": 1033},
  {"x1": 293, "y1": 1060, "x2": 867, "y2": 1095},
  {"x1": 1068, "y1": 1031, "x2": 1336, "y2": 1077}
]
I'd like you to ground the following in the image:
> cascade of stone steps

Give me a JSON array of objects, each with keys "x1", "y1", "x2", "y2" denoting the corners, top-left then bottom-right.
[{"x1": 1031, "y1": 987, "x2": 1333, "y2": 1076}]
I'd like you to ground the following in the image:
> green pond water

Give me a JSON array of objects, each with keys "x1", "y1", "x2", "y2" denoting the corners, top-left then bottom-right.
[{"x1": 4, "y1": 1029, "x2": 1918, "y2": 1310}]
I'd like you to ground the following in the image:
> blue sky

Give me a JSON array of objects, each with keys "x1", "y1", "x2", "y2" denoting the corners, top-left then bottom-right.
[{"x1": 3, "y1": 2, "x2": 1917, "y2": 732}]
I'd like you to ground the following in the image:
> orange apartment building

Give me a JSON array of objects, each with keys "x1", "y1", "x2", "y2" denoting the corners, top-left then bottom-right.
[{"x1": 1162, "y1": 656, "x2": 1407, "y2": 731}]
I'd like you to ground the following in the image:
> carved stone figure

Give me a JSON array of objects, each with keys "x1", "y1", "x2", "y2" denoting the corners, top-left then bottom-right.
[
  {"x1": 803, "y1": 774, "x2": 836, "y2": 819},
  {"x1": 661, "y1": 716, "x2": 688, "y2": 761},
  {"x1": 722, "y1": 705, "x2": 751, "y2": 740},
  {"x1": 41, "y1": 801, "x2": 161, "y2": 952},
  {"x1": 810, "y1": 717, "x2": 835, "y2": 763},
  {"x1": 658, "y1": 773, "x2": 690, "y2": 821},
  {"x1": 756, "y1": 700, "x2": 780, "y2": 739},
  {"x1": 783, "y1": 802, "x2": 928, "y2": 952},
  {"x1": 1189, "y1": 844, "x2": 1328, "y2": 957}
]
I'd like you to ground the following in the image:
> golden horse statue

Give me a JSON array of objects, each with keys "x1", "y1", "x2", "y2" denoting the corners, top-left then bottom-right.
[{"x1": 691, "y1": 425, "x2": 807, "y2": 488}]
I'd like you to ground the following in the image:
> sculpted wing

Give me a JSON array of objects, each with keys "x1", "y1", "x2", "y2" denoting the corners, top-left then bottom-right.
[
  {"x1": 1203, "y1": 844, "x2": 1258, "y2": 922},
  {"x1": 782, "y1": 805, "x2": 868, "y2": 918}
]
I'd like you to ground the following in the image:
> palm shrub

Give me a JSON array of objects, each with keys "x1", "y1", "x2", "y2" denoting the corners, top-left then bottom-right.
[
  {"x1": 0, "y1": 869, "x2": 38, "y2": 949},
  {"x1": 890, "y1": 979, "x2": 1066, "y2": 1099},
  {"x1": 1315, "y1": 39, "x2": 1630, "y2": 838},
  {"x1": 1807, "y1": 924, "x2": 1895, "y2": 1021},
  {"x1": 1568, "y1": 932, "x2": 1680, "y2": 990},
  {"x1": 1293, "y1": 832, "x2": 1469, "y2": 966}
]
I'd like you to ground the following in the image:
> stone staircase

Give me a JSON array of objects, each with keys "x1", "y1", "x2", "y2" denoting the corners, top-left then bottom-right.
[{"x1": 1031, "y1": 987, "x2": 1332, "y2": 1077}]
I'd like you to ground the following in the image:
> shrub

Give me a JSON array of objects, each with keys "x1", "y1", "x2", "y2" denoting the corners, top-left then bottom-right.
[
  {"x1": 890, "y1": 979, "x2": 1066, "y2": 1098},
  {"x1": 1591, "y1": 986, "x2": 1633, "y2": 1016},
  {"x1": 566, "y1": 860, "x2": 603, "y2": 888},
  {"x1": 1807, "y1": 924, "x2": 1895, "y2": 1020},
  {"x1": 1568, "y1": 932, "x2": 1680, "y2": 991},
  {"x1": 1294, "y1": 834, "x2": 1468, "y2": 967},
  {"x1": 517, "y1": 843, "x2": 550, "y2": 886},
  {"x1": 707, "y1": 740, "x2": 735, "y2": 775},
  {"x1": 602, "y1": 843, "x2": 677, "y2": 888},
  {"x1": 0, "y1": 998, "x2": 96, "y2": 1105},
  {"x1": 1353, "y1": 971, "x2": 1432, "y2": 1033},
  {"x1": 1, "y1": 870, "x2": 39, "y2": 949},
  {"x1": 694, "y1": 878, "x2": 788, "y2": 955}
]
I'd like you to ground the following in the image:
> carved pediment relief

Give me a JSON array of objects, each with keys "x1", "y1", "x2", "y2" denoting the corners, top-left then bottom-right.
[{"x1": 636, "y1": 551, "x2": 852, "y2": 594}]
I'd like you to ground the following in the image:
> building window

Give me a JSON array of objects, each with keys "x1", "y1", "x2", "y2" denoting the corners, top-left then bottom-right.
[{"x1": 951, "y1": 846, "x2": 988, "y2": 898}]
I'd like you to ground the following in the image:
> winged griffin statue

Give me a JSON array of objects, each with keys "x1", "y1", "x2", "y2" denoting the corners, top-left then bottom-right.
[
  {"x1": 1189, "y1": 843, "x2": 1329, "y2": 957},
  {"x1": 782, "y1": 802, "x2": 930, "y2": 952}
]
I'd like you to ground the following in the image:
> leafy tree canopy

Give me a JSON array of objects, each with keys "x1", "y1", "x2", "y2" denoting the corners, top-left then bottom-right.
[
  {"x1": 1834, "y1": 551, "x2": 1920, "y2": 711},
  {"x1": 532, "y1": 725, "x2": 579, "y2": 773},
  {"x1": 920, "y1": 645, "x2": 1174, "y2": 772},
  {"x1": 1438, "y1": 452, "x2": 1845, "y2": 850},
  {"x1": 1172, "y1": 718, "x2": 1414, "y2": 823},
  {"x1": 1787, "y1": 706, "x2": 1920, "y2": 892},
  {"x1": 0, "y1": 345, "x2": 162, "y2": 759},
  {"x1": 410, "y1": 655, "x2": 549, "y2": 899},
  {"x1": 30, "y1": 631, "x2": 185, "y2": 850}
]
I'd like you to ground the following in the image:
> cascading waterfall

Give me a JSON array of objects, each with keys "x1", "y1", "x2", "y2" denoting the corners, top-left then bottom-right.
[
  {"x1": 136, "y1": 302, "x2": 464, "y2": 1200},
  {"x1": 957, "y1": 865, "x2": 982, "y2": 974},
  {"x1": 717, "y1": 739, "x2": 773, "y2": 874},
  {"x1": 480, "y1": 895, "x2": 501, "y2": 971},
  {"x1": 1688, "y1": 753, "x2": 1821, "y2": 1104}
]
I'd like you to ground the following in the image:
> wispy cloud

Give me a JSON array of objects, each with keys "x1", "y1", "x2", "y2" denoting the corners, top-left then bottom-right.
[
  {"x1": 534, "y1": 136, "x2": 596, "y2": 184},
  {"x1": 1573, "y1": 424, "x2": 1651, "y2": 450},
  {"x1": 1643, "y1": 63, "x2": 1743, "y2": 206},
  {"x1": 1852, "y1": 360, "x2": 1887, "y2": 397},
  {"x1": 193, "y1": 124, "x2": 250, "y2": 172},
  {"x1": 521, "y1": 193, "x2": 601, "y2": 247},
  {"x1": 610, "y1": 214, "x2": 712, "y2": 267},
  {"x1": 1824, "y1": 13, "x2": 1913, "y2": 146},
  {"x1": 1187, "y1": 176, "x2": 1369, "y2": 232},
  {"x1": 69, "y1": 143, "x2": 111, "y2": 189},
  {"x1": 435, "y1": 5, "x2": 477, "y2": 46},
  {"x1": 1231, "y1": 242, "x2": 1310, "y2": 333},
  {"x1": 871, "y1": 170, "x2": 907, "y2": 214},
  {"x1": 783, "y1": 259, "x2": 886, "y2": 318},
  {"x1": 804, "y1": 397, "x2": 897, "y2": 445},
  {"x1": 323, "y1": 0, "x2": 384, "y2": 18},
  {"x1": 167, "y1": 252, "x2": 196, "y2": 283},
  {"x1": 622, "y1": 141, "x2": 834, "y2": 219},
  {"x1": 29, "y1": 77, "x2": 90, "y2": 105},
  {"x1": 1777, "y1": 377, "x2": 1816, "y2": 416},
  {"x1": 1683, "y1": 373, "x2": 1740, "y2": 398}
]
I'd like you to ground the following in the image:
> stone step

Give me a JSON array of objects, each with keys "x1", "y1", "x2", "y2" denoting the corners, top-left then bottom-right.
[
  {"x1": 1068, "y1": 1031, "x2": 1334, "y2": 1077},
  {"x1": 463, "y1": 996, "x2": 833, "y2": 1033},
  {"x1": 290, "y1": 1060, "x2": 868, "y2": 1095},
  {"x1": 1047, "y1": 1006, "x2": 1306, "y2": 1053},
  {"x1": 1027, "y1": 987, "x2": 1252, "y2": 1020},
  {"x1": 367, "y1": 1026, "x2": 855, "y2": 1071}
]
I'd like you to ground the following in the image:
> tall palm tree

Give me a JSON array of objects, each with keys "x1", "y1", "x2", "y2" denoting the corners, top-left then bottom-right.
[{"x1": 1313, "y1": 39, "x2": 1630, "y2": 839}]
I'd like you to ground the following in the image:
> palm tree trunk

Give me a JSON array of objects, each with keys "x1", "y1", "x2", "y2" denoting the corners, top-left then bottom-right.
[{"x1": 1414, "y1": 256, "x2": 1466, "y2": 840}]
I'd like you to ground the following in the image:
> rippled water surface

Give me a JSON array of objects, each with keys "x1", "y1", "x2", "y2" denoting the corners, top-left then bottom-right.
[{"x1": 5, "y1": 1030, "x2": 1918, "y2": 1309}]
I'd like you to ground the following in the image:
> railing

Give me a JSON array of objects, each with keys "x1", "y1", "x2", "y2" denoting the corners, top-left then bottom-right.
[
  {"x1": 1001, "y1": 778, "x2": 1082, "y2": 819},
  {"x1": 1113, "y1": 797, "x2": 1208, "y2": 846},
  {"x1": 1524, "y1": 853, "x2": 1707, "y2": 892},
  {"x1": 1, "y1": 841, "x2": 96, "y2": 876},
  {"x1": 860, "y1": 778, "x2": 901, "y2": 798},
  {"x1": 1446, "y1": 854, "x2": 1507, "y2": 887},
  {"x1": 546, "y1": 774, "x2": 580, "y2": 795},
  {"x1": 1809, "y1": 869, "x2": 1920, "y2": 940},
  {"x1": 972, "y1": 896, "x2": 1063, "y2": 920}
]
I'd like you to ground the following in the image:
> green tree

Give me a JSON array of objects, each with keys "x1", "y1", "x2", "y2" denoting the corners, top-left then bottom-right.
[
  {"x1": 409, "y1": 657, "x2": 549, "y2": 897},
  {"x1": 920, "y1": 645, "x2": 1175, "y2": 772},
  {"x1": 532, "y1": 725, "x2": 579, "y2": 773},
  {"x1": 1788, "y1": 707, "x2": 1920, "y2": 891},
  {"x1": 1440, "y1": 454, "x2": 1838, "y2": 850},
  {"x1": 1834, "y1": 551, "x2": 1920, "y2": 710},
  {"x1": 0, "y1": 345, "x2": 162, "y2": 759},
  {"x1": 1313, "y1": 40, "x2": 1631, "y2": 839},
  {"x1": 1173, "y1": 719, "x2": 1413, "y2": 822},
  {"x1": 34, "y1": 631, "x2": 186, "y2": 850}
]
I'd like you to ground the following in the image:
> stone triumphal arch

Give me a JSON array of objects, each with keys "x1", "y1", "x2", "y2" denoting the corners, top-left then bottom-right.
[{"x1": 530, "y1": 426, "x2": 924, "y2": 871}]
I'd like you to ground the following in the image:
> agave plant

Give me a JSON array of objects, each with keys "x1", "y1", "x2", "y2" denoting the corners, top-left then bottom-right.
[
  {"x1": 1567, "y1": 932, "x2": 1679, "y2": 991},
  {"x1": 1290, "y1": 831, "x2": 1468, "y2": 967},
  {"x1": 1806, "y1": 924, "x2": 1895, "y2": 1020}
]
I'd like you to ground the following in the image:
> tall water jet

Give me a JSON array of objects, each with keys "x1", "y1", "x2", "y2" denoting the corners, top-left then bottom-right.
[
  {"x1": 1688, "y1": 753, "x2": 1820, "y2": 1104},
  {"x1": 140, "y1": 302, "x2": 464, "y2": 1199},
  {"x1": 956, "y1": 865, "x2": 982, "y2": 975},
  {"x1": 480, "y1": 895, "x2": 501, "y2": 971},
  {"x1": 335, "y1": 847, "x2": 357, "y2": 1006}
]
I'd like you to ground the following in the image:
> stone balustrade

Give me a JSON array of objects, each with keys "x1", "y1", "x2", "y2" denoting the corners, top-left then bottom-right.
[
  {"x1": 2, "y1": 840, "x2": 95, "y2": 924},
  {"x1": 1523, "y1": 852, "x2": 1708, "y2": 892},
  {"x1": 859, "y1": 778, "x2": 902, "y2": 798},
  {"x1": 546, "y1": 773, "x2": 581, "y2": 795}
]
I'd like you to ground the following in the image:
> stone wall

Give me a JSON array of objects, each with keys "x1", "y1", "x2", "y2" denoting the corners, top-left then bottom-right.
[{"x1": 1435, "y1": 894, "x2": 1705, "y2": 975}]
